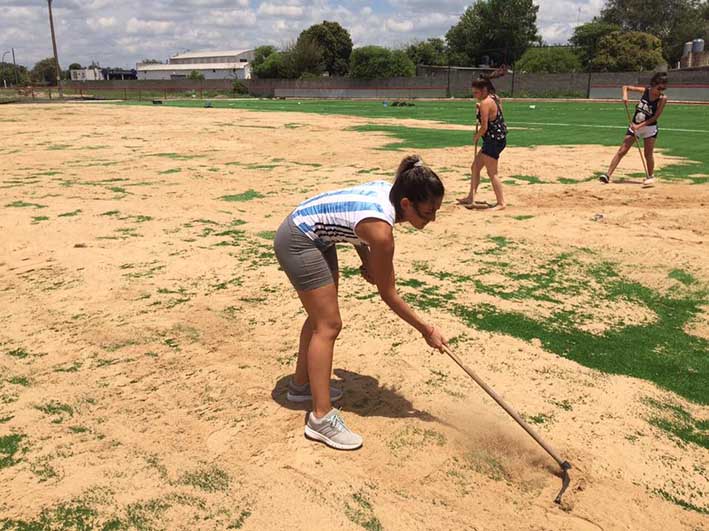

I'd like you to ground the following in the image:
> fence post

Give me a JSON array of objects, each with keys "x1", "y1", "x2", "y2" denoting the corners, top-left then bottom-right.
[
  {"x1": 139, "y1": 89, "x2": 141, "y2": 102},
  {"x1": 200, "y1": 80, "x2": 203, "y2": 99},
  {"x1": 511, "y1": 69, "x2": 516, "y2": 98},
  {"x1": 586, "y1": 70, "x2": 592, "y2": 99},
  {"x1": 48, "y1": 87, "x2": 52, "y2": 100},
  {"x1": 164, "y1": 88, "x2": 167, "y2": 100}
]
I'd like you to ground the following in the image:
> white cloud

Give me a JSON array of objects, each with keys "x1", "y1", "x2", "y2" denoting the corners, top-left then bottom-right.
[
  {"x1": 126, "y1": 18, "x2": 175, "y2": 35},
  {"x1": 258, "y1": 2, "x2": 304, "y2": 17},
  {"x1": 87, "y1": 16, "x2": 117, "y2": 29},
  {"x1": 204, "y1": 9, "x2": 258, "y2": 27},
  {"x1": 386, "y1": 19, "x2": 415, "y2": 33}
]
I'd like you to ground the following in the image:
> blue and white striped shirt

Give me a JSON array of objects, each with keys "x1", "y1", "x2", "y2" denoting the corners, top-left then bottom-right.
[{"x1": 291, "y1": 181, "x2": 395, "y2": 248}]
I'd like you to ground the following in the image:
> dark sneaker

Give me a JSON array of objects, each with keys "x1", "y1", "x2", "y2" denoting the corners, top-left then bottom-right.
[
  {"x1": 304, "y1": 409, "x2": 363, "y2": 450},
  {"x1": 599, "y1": 173, "x2": 610, "y2": 184},
  {"x1": 287, "y1": 380, "x2": 343, "y2": 403}
]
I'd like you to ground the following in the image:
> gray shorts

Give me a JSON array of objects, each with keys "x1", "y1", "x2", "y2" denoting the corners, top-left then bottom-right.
[{"x1": 274, "y1": 216, "x2": 338, "y2": 292}]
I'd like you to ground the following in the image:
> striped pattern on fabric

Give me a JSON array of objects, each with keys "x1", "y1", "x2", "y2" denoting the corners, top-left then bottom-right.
[{"x1": 291, "y1": 181, "x2": 395, "y2": 248}]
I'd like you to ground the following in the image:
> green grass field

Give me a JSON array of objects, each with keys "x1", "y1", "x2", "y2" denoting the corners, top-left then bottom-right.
[{"x1": 118, "y1": 99, "x2": 709, "y2": 183}]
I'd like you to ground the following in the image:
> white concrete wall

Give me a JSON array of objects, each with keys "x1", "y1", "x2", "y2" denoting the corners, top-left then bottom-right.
[
  {"x1": 70, "y1": 68, "x2": 104, "y2": 81},
  {"x1": 138, "y1": 67, "x2": 249, "y2": 80}
]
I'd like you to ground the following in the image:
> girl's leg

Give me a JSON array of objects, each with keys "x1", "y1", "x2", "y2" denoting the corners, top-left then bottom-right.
[
  {"x1": 483, "y1": 155, "x2": 506, "y2": 209},
  {"x1": 293, "y1": 274, "x2": 339, "y2": 386},
  {"x1": 293, "y1": 318, "x2": 312, "y2": 386},
  {"x1": 643, "y1": 137, "x2": 656, "y2": 177},
  {"x1": 606, "y1": 136, "x2": 635, "y2": 177},
  {"x1": 459, "y1": 154, "x2": 484, "y2": 204},
  {"x1": 296, "y1": 282, "x2": 342, "y2": 418}
]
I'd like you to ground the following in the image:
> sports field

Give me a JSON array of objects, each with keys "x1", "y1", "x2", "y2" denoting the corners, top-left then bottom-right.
[{"x1": 1, "y1": 100, "x2": 707, "y2": 530}]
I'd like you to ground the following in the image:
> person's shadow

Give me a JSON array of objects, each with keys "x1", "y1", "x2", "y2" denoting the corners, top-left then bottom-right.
[{"x1": 271, "y1": 368, "x2": 443, "y2": 424}]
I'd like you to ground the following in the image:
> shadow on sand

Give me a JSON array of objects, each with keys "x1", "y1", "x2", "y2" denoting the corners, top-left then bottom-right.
[{"x1": 271, "y1": 368, "x2": 444, "y2": 424}]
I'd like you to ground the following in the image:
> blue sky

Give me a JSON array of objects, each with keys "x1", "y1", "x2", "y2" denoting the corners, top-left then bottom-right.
[{"x1": 0, "y1": 1, "x2": 605, "y2": 69}]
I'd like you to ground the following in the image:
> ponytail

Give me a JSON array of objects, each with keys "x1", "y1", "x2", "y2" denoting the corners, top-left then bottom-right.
[
  {"x1": 390, "y1": 155, "x2": 445, "y2": 221},
  {"x1": 472, "y1": 65, "x2": 508, "y2": 94}
]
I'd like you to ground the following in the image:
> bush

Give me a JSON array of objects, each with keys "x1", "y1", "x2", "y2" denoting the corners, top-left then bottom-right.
[
  {"x1": 349, "y1": 46, "x2": 416, "y2": 79},
  {"x1": 592, "y1": 31, "x2": 665, "y2": 72},
  {"x1": 515, "y1": 47, "x2": 582, "y2": 73}
]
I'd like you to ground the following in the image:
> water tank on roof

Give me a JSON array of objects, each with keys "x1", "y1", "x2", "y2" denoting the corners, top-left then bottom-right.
[
  {"x1": 683, "y1": 42, "x2": 693, "y2": 56},
  {"x1": 692, "y1": 39, "x2": 705, "y2": 53}
]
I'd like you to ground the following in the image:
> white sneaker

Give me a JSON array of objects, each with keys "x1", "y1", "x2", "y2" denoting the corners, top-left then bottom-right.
[
  {"x1": 643, "y1": 176, "x2": 656, "y2": 187},
  {"x1": 286, "y1": 380, "x2": 343, "y2": 403},
  {"x1": 304, "y1": 409, "x2": 363, "y2": 450}
]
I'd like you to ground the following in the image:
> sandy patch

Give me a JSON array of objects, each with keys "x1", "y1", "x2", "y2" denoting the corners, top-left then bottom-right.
[{"x1": 0, "y1": 104, "x2": 706, "y2": 530}]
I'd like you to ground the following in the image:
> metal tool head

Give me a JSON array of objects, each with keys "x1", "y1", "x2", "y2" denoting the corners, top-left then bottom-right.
[{"x1": 554, "y1": 461, "x2": 572, "y2": 504}]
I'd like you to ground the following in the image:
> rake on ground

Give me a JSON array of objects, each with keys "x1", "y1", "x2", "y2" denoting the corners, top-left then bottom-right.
[{"x1": 442, "y1": 345, "x2": 572, "y2": 504}]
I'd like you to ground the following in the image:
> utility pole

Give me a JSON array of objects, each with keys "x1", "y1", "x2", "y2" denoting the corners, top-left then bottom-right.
[
  {"x1": 12, "y1": 48, "x2": 19, "y2": 85},
  {"x1": 47, "y1": 0, "x2": 63, "y2": 97}
]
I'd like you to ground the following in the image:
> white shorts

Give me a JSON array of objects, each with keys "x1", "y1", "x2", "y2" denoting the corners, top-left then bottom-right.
[{"x1": 627, "y1": 125, "x2": 658, "y2": 139}]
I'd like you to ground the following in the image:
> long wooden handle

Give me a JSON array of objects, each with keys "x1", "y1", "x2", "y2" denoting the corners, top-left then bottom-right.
[
  {"x1": 442, "y1": 345, "x2": 567, "y2": 467},
  {"x1": 624, "y1": 101, "x2": 650, "y2": 179},
  {"x1": 474, "y1": 103, "x2": 480, "y2": 156}
]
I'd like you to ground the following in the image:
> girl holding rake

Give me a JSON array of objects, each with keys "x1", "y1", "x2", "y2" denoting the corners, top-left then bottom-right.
[
  {"x1": 600, "y1": 72, "x2": 668, "y2": 186},
  {"x1": 274, "y1": 155, "x2": 448, "y2": 450},
  {"x1": 458, "y1": 69, "x2": 508, "y2": 211}
]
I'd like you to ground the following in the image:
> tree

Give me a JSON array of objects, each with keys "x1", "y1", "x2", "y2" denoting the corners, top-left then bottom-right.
[
  {"x1": 600, "y1": 0, "x2": 708, "y2": 64},
  {"x1": 390, "y1": 50, "x2": 417, "y2": 77},
  {"x1": 253, "y1": 51, "x2": 288, "y2": 78},
  {"x1": 515, "y1": 46, "x2": 583, "y2": 73},
  {"x1": 252, "y1": 45, "x2": 277, "y2": 71},
  {"x1": 68, "y1": 62, "x2": 82, "y2": 70},
  {"x1": 349, "y1": 46, "x2": 415, "y2": 79},
  {"x1": 188, "y1": 70, "x2": 205, "y2": 80},
  {"x1": 570, "y1": 20, "x2": 621, "y2": 67},
  {"x1": 298, "y1": 21, "x2": 352, "y2": 76},
  {"x1": 252, "y1": 40, "x2": 325, "y2": 79},
  {"x1": 0, "y1": 63, "x2": 30, "y2": 85},
  {"x1": 140, "y1": 59, "x2": 162, "y2": 64},
  {"x1": 31, "y1": 57, "x2": 59, "y2": 85},
  {"x1": 405, "y1": 38, "x2": 447, "y2": 66},
  {"x1": 592, "y1": 31, "x2": 665, "y2": 72},
  {"x1": 286, "y1": 38, "x2": 325, "y2": 79},
  {"x1": 446, "y1": 0, "x2": 540, "y2": 67}
]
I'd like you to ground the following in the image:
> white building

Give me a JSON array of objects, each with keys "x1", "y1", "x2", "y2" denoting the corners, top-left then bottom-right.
[
  {"x1": 70, "y1": 67, "x2": 104, "y2": 81},
  {"x1": 137, "y1": 50, "x2": 255, "y2": 80}
]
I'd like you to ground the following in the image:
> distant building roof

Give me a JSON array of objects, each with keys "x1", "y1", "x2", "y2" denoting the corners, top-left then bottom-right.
[
  {"x1": 138, "y1": 62, "x2": 249, "y2": 71},
  {"x1": 170, "y1": 50, "x2": 253, "y2": 60}
]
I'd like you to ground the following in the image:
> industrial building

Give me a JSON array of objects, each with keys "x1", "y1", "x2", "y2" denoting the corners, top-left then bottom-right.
[
  {"x1": 137, "y1": 50, "x2": 255, "y2": 80},
  {"x1": 70, "y1": 67, "x2": 137, "y2": 81},
  {"x1": 679, "y1": 39, "x2": 707, "y2": 69}
]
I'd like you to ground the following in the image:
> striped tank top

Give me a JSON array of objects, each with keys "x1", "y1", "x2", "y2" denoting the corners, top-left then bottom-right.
[{"x1": 291, "y1": 181, "x2": 396, "y2": 248}]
